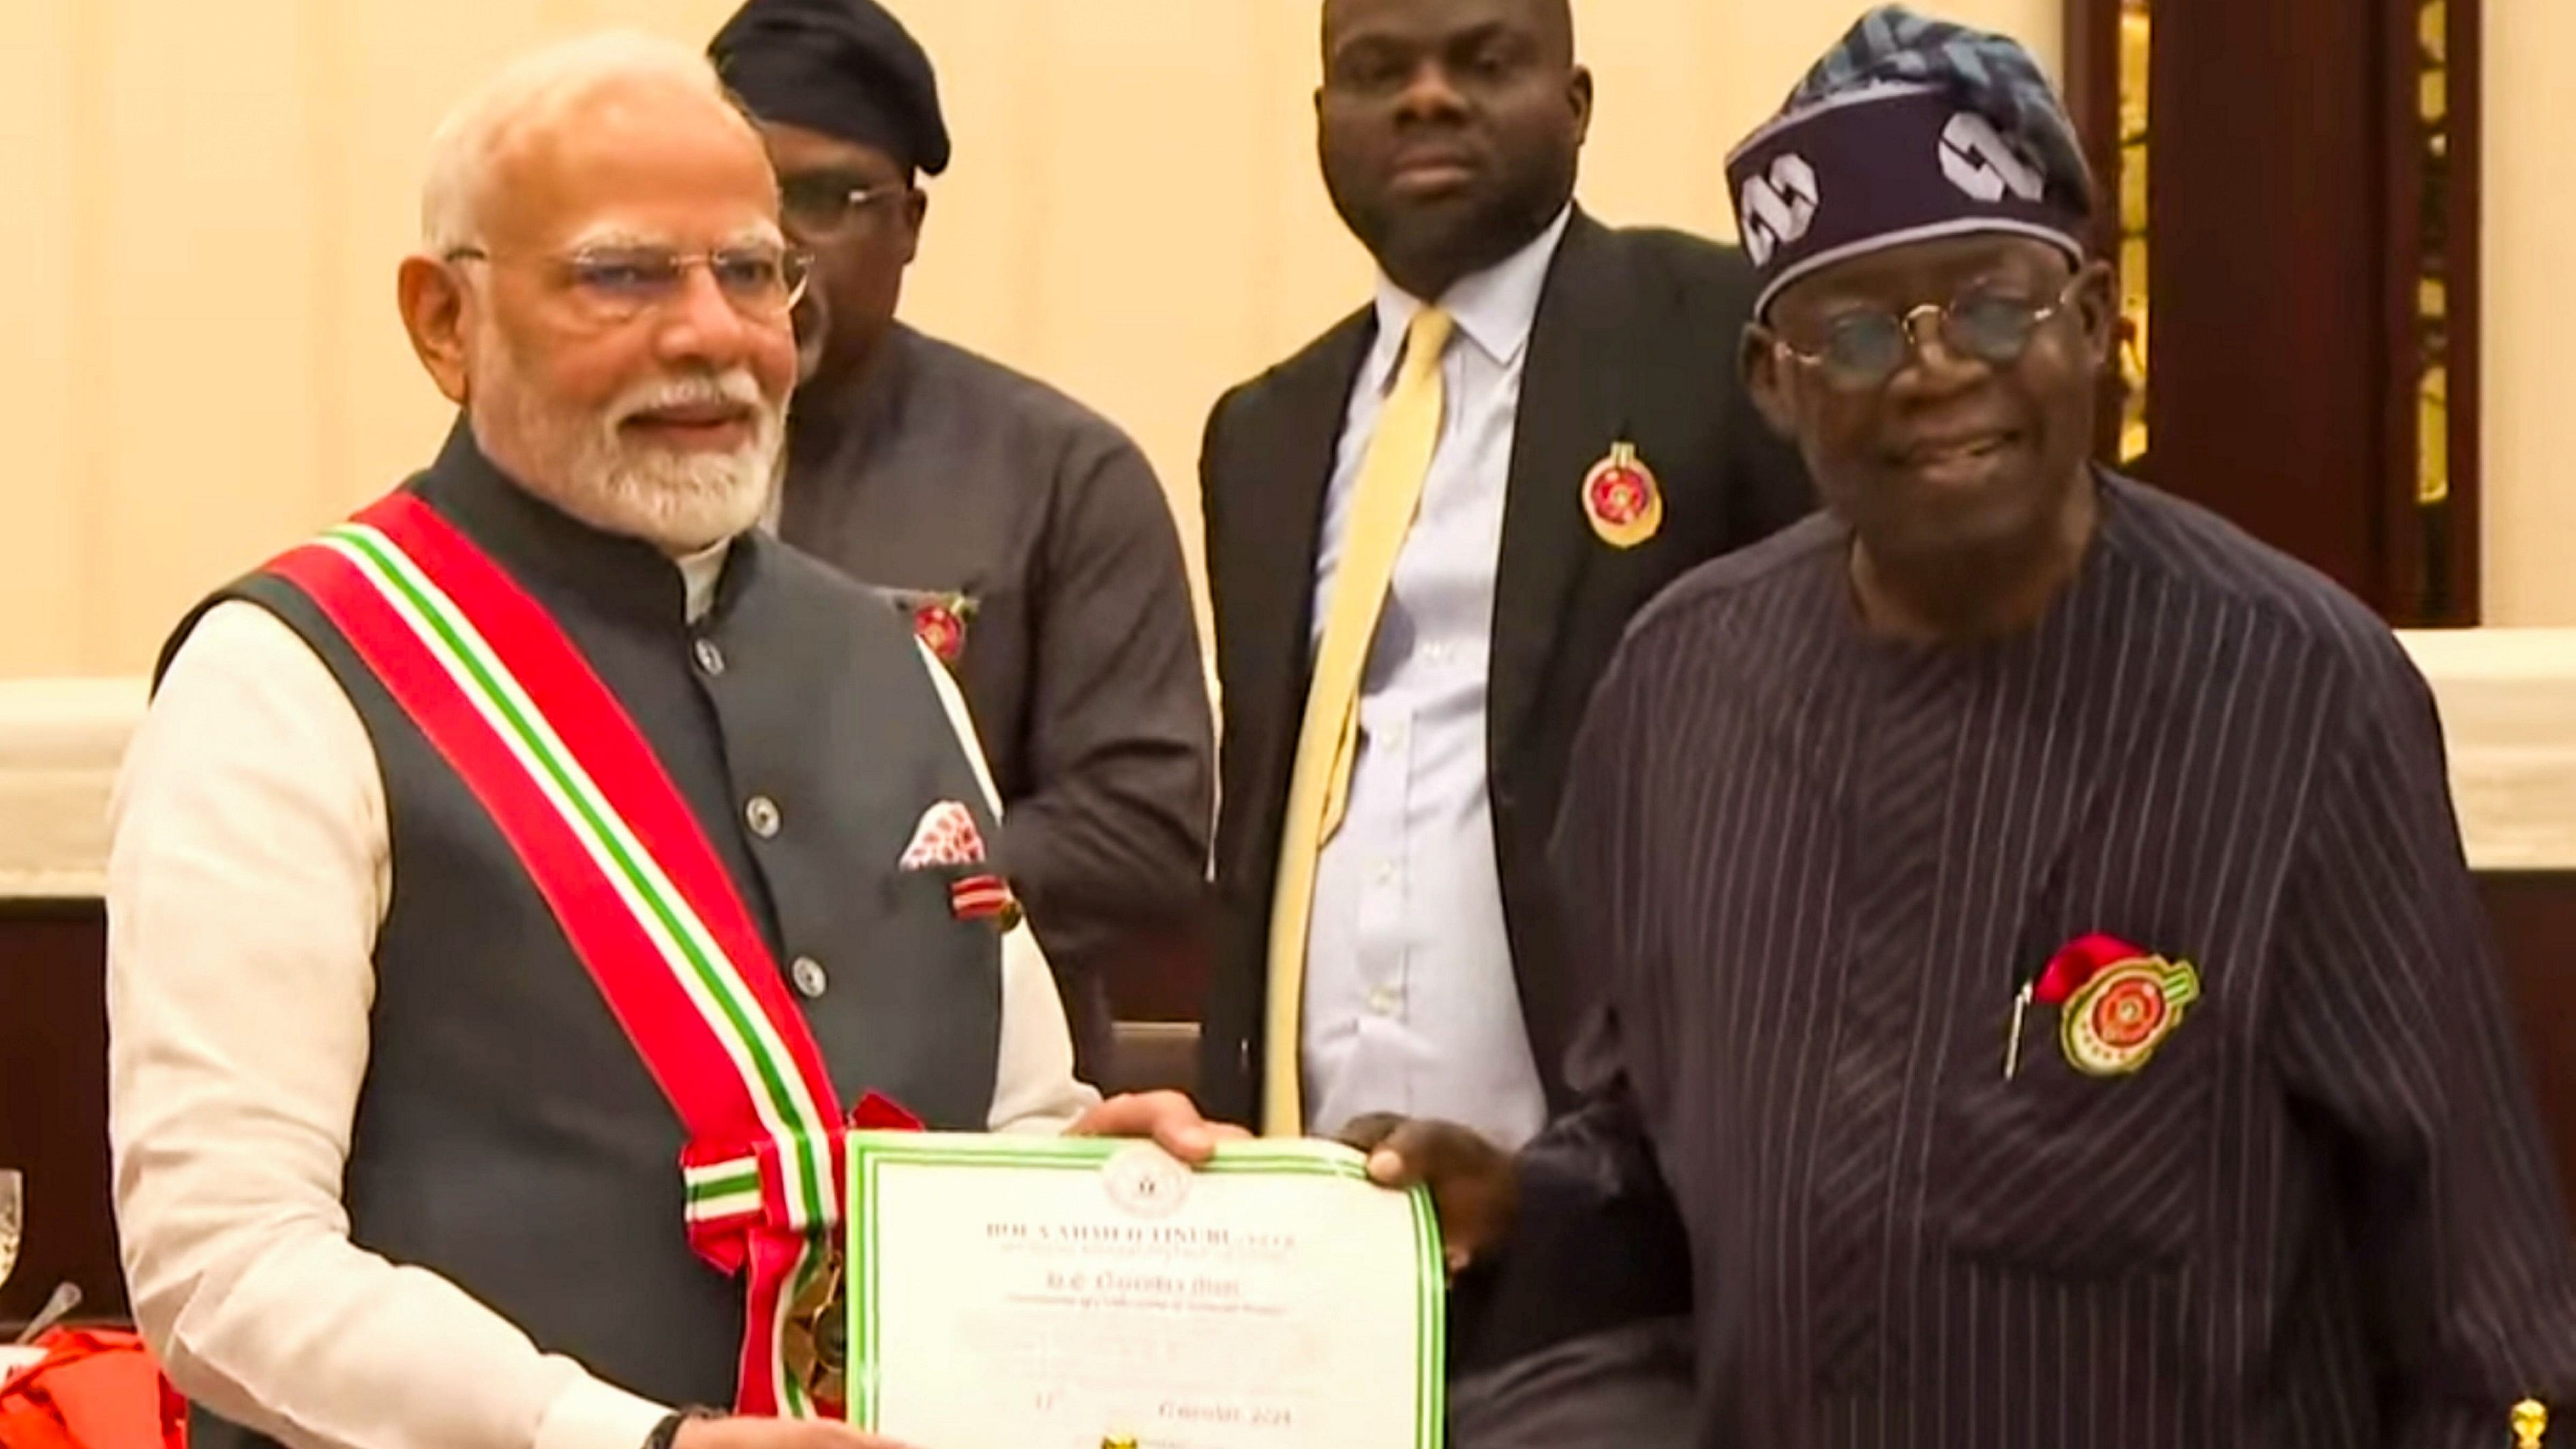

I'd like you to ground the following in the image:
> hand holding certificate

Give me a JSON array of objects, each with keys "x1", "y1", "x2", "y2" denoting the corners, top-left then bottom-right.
[{"x1": 843, "y1": 1133, "x2": 1445, "y2": 1449}]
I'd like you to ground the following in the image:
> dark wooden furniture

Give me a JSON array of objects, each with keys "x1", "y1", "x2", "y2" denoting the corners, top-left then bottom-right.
[
  {"x1": 0, "y1": 904, "x2": 122, "y2": 1330},
  {"x1": 2061, "y1": 0, "x2": 2481, "y2": 625}
]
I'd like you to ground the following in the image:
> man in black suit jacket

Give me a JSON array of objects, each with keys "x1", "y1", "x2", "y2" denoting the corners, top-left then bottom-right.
[{"x1": 1196, "y1": 0, "x2": 1809, "y2": 1389}]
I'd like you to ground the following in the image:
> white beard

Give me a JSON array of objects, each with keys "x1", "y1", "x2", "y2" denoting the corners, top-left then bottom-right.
[{"x1": 476, "y1": 347, "x2": 782, "y2": 555}]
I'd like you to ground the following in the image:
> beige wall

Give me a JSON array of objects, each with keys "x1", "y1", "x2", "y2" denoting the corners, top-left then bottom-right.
[
  {"x1": 1, "y1": 0, "x2": 2057, "y2": 676},
  {"x1": 2481, "y1": 0, "x2": 2576, "y2": 626}
]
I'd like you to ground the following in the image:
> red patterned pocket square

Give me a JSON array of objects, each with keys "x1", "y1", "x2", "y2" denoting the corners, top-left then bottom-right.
[{"x1": 899, "y1": 800, "x2": 987, "y2": 871}]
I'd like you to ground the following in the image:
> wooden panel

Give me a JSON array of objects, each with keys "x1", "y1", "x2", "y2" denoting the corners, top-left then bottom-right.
[
  {"x1": 2377, "y1": 0, "x2": 2483, "y2": 624},
  {"x1": 2446, "y1": 0, "x2": 2485, "y2": 620},
  {"x1": 0, "y1": 903, "x2": 121, "y2": 1329},
  {"x1": 2065, "y1": 0, "x2": 2483, "y2": 623},
  {"x1": 1102, "y1": 903, "x2": 1211, "y2": 1025},
  {"x1": 2144, "y1": 0, "x2": 2386, "y2": 597},
  {"x1": 2059, "y1": 0, "x2": 2129, "y2": 462}
]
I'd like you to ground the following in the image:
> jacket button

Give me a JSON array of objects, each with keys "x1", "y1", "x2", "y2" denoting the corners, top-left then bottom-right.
[
  {"x1": 693, "y1": 638, "x2": 726, "y2": 677},
  {"x1": 745, "y1": 795, "x2": 781, "y2": 838},
  {"x1": 790, "y1": 956, "x2": 828, "y2": 998}
]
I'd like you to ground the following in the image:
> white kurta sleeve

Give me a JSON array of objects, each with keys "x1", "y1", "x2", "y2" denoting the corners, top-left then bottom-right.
[{"x1": 108, "y1": 601, "x2": 668, "y2": 1449}]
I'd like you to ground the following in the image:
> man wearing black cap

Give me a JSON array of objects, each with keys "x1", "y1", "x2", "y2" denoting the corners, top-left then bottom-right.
[
  {"x1": 710, "y1": 0, "x2": 1213, "y2": 1082},
  {"x1": 1363, "y1": 7, "x2": 2576, "y2": 1444}
]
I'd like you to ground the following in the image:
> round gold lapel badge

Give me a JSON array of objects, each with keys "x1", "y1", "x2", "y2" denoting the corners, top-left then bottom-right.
[{"x1": 1583, "y1": 441, "x2": 1663, "y2": 549}]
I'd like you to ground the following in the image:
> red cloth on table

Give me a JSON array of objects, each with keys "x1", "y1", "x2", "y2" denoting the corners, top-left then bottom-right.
[{"x1": 0, "y1": 1328, "x2": 185, "y2": 1449}]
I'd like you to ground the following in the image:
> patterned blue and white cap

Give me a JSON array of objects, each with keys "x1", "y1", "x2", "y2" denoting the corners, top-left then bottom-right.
[{"x1": 1725, "y1": 6, "x2": 2095, "y2": 319}]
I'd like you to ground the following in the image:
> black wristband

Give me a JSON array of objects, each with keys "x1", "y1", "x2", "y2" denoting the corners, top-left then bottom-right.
[{"x1": 642, "y1": 1407, "x2": 719, "y2": 1449}]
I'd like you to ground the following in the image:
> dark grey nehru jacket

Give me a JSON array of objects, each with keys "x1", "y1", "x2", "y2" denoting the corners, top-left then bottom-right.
[{"x1": 162, "y1": 425, "x2": 1007, "y2": 1447}]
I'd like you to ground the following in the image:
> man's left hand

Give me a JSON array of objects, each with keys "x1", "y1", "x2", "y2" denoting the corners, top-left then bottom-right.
[{"x1": 1066, "y1": 1090, "x2": 1249, "y2": 1166}]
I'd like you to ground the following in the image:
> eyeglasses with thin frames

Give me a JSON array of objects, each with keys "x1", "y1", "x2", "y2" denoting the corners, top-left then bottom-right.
[
  {"x1": 442, "y1": 243, "x2": 811, "y2": 326},
  {"x1": 777, "y1": 177, "x2": 913, "y2": 244},
  {"x1": 1764, "y1": 275, "x2": 2089, "y2": 392}
]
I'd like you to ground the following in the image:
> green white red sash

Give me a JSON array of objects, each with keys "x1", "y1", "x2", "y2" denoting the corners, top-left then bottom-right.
[{"x1": 267, "y1": 493, "x2": 853, "y2": 1418}]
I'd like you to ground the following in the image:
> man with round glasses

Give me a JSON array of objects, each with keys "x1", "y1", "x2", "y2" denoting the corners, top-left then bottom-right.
[
  {"x1": 1359, "y1": 7, "x2": 2576, "y2": 1443},
  {"x1": 709, "y1": 0, "x2": 1215, "y2": 1085},
  {"x1": 108, "y1": 30, "x2": 1227, "y2": 1449}
]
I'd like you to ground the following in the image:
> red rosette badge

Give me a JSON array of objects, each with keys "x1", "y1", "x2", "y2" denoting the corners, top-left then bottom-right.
[
  {"x1": 911, "y1": 596, "x2": 969, "y2": 664},
  {"x1": 2035, "y1": 932, "x2": 2202, "y2": 1078}
]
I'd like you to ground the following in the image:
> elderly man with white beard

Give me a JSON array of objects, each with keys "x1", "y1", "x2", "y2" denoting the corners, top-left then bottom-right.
[{"x1": 105, "y1": 31, "x2": 1226, "y2": 1449}]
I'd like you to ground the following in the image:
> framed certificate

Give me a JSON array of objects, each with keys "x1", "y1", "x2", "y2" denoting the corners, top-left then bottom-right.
[{"x1": 845, "y1": 1133, "x2": 1444, "y2": 1448}]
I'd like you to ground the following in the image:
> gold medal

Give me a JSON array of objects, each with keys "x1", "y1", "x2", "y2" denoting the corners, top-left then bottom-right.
[
  {"x1": 1583, "y1": 442, "x2": 1663, "y2": 549},
  {"x1": 781, "y1": 1244, "x2": 849, "y2": 1414}
]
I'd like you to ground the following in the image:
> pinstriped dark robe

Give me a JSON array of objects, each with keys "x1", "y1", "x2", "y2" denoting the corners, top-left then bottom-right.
[{"x1": 1537, "y1": 472, "x2": 2576, "y2": 1448}]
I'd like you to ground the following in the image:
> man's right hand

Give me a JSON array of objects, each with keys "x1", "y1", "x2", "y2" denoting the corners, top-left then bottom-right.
[
  {"x1": 672, "y1": 1416, "x2": 916, "y2": 1449},
  {"x1": 1339, "y1": 1114, "x2": 1519, "y2": 1275}
]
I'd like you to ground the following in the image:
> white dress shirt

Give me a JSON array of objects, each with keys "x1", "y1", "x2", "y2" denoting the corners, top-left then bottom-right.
[
  {"x1": 1300, "y1": 207, "x2": 1573, "y2": 1150},
  {"x1": 106, "y1": 539, "x2": 1098, "y2": 1449}
]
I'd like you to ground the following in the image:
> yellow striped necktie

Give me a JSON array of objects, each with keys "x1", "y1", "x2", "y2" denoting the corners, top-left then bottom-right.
[{"x1": 1260, "y1": 305, "x2": 1454, "y2": 1138}]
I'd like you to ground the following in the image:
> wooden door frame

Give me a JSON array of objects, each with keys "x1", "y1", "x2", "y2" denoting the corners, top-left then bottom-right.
[{"x1": 2059, "y1": 0, "x2": 2482, "y2": 624}]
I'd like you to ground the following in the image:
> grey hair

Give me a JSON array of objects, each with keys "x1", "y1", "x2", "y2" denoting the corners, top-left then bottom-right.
[{"x1": 418, "y1": 29, "x2": 744, "y2": 254}]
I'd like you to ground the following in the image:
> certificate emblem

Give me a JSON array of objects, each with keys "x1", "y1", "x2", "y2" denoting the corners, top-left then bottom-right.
[
  {"x1": 2059, "y1": 956, "x2": 2201, "y2": 1076},
  {"x1": 1583, "y1": 441, "x2": 1663, "y2": 549},
  {"x1": 1102, "y1": 1144, "x2": 1191, "y2": 1219}
]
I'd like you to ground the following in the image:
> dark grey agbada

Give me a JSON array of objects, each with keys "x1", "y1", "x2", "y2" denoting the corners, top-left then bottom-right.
[
  {"x1": 778, "y1": 323, "x2": 1213, "y2": 1062},
  {"x1": 1536, "y1": 475, "x2": 2576, "y2": 1446}
]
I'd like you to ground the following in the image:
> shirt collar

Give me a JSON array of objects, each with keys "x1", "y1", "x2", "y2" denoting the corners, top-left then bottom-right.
[
  {"x1": 676, "y1": 540, "x2": 729, "y2": 623},
  {"x1": 1363, "y1": 204, "x2": 1575, "y2": 391}
]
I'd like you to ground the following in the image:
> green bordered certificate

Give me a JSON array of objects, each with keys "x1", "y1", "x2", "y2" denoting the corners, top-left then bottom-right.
[{"x1": 846, "y1": 1133, "x2": 1444, "y2": 1448}]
